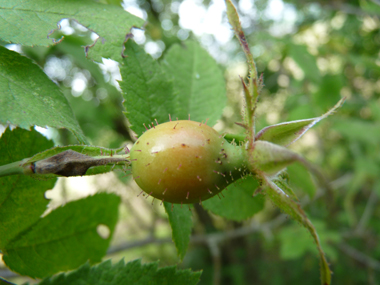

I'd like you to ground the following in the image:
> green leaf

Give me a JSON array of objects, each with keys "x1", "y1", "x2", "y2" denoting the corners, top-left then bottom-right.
[
  {"x1": 120, "y1": 41, "x2": 175, "y2": 136},
  {"x1": 333, "y1": 118, "x2": 380, "y2": 145},
  {"x1": 255, "y1": 98, "x2": 345, "y2": 147},
  {"x1": 0, "y1": 277, "x2": 16, "y2": 285},
  {"x1": 263, "y1": 176, "x2": 331, "y2": 285},
  {"x1": 3, "y1": 193, "x2": 120, "y2": 278},
  {"x1": 37, "y1": 258, "x2": 202, "y2": 285},
  {"x1": 0, "y1": 0, "x2": 144, "y2": 62},
  {"x1": 360, "y1": 0, "x2": 380, "y2": 16},
  {"x1": 313, "y1": 75, "x2": 343, "y2": 111},
  {"x1": 0, "y1": 128, "x2": 56, "y2": 248},
  {"x1": 279, "y1": 220, "x2": 341, "y2": 261},
  {"x1": 288, "y1": 43, "x2": 321, "y2": 83},
  {"x1": 162, "y1": 40, "x2": 226, "y2": 127},
  {"x1": 0, "y1": 46, "x2": 87, "y2": 144},
  {"x1": 164, "y1": 202, "x2": 193, "y2": 261},
  {"x1": 287, "y1": 164, "x2": 317, "y2": 198},
  {"x1": 203, "y1": 176, "x2": 265, "y2": 221}
]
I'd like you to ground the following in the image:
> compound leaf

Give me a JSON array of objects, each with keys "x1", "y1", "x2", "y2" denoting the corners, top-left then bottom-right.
[
  {"x1": 0, "y1": 128, "x2": 56, "y2": 249},
  {"x1": 37, "y1": 259, "x2": 201, "y2": 285},
  {"x1": 203, "y1": 176, "x2": 265, "y2": 221},
  {"x1": 288, "y1": 43, "x2": 321, "y2": 83},
  {"x1": 0, "y1": 46, "x2": 87, "y2": 144},
  {"x1": 162, "y1": 40, "x2": 226, "y2": 127},
  {"x1": 0, "y1": 0, "x2": 144, "y2": 62},
  {"x1": 3, "y1": 193, "x2": 120, "y2": 279},
  {"x1": 120, "y1": 41, "x2": 175, "y2": 137},
  {"x1": 164, "y1": 202, "x2": 192, "y2": 261}
]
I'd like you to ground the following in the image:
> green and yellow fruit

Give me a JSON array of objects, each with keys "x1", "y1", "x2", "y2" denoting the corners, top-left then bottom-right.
[{"x1": 130, "y1": 120, "x2": 247, "y2": 204}]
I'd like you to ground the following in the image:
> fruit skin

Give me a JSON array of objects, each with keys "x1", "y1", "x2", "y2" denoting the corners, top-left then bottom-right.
[{"x1": 130, "y1": 120, "x2": 247, "y2": 204}]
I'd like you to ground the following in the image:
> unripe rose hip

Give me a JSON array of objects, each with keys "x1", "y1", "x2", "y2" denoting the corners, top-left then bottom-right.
[{"x1": 130, "y1": 120, "x2": 247, "y2": 204}]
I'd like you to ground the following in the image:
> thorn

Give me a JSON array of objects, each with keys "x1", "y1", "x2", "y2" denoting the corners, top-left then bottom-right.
[
  {"x1": 235, "y1": 122, "x2": 248, "y2": 129},
  {"x1": 133, "y1": 175, "x2": 140, "y2": 180},
  {"x1": 134, "y1": 149, "x2": 142, "y2": 152},
  {"x1": 199, "y1": 197, "x2": 203, "y2": 206},
  {"x1": 197, "y1": 175, "x2": 202, "y2": 181},
  {"x1": 205, "y1": 118, "x2": 209, "y2": 125},
  {"x1": 171, "y1": 203, "x2": 174, "y2": 211},
  {"x1": 143, "y1": 123, "x2": 149, "y2": 130},
  {"x1": 186, "y1": 192, "x2": 189, "y2": 199},
  {"x1": 160, "y1": 199, "x2": 164, "y2": 206},
  {"x1": 163, "y1": 188, "x2": 167, "y2": 195},
  {"x1": 131, "y1": 159, "x2": 138, "y2": 161},
  {"x1": 124, "y1": 146, "x2": 130, "y2": 154},
  {"x1": 137, "y1": 191, "x2": 144, "y2": 197},
  {"x1": 145, "y1": 163, "x2": 151, "y2": 167},
  {"x1": 217, "y1": 193, "x2": 221, "y2": 199},
  {"x1": 173, "y1": 122, "x2": 179, "y2": 129},
  {"x1": 151, "y1": 122, "x2": 155, "y2": 129},
  {"x1": 177, "y1": 163, "x2": 182, "y2": 170},
  {"x1": 152, "y1": 198, "x2": 155, "y2": 205},
  {"x1": 215, "y1": 184, "x2": 220, "y2": 190},
  {"x1": 155, "y1": 119, "x2": 159, "y2": 125},
  {"x1": 220, "y1": 192, "x2": 225, "y2": 198},
  {"x1": 145, "y1": 191, "x2": 152, "y2": 199},
  {"x1": 158, "y1": 178, "x2": 161, "y2": 185},
  {"x1": 207, "y1": 188, "x2": 213, "y2": 194},
  {"x1": 163, "y1": 167, "x2": 168, "y2": 173},
  {"x1": 188, "y1": 204, "x2": 191, "y2": 211},
  {"x1": 110, "y1": 150, "x2": 113, "y2": 157},
  {"x1": 188, "y1": 114, "x2": 191, "y2": 120},
  {"x1": 169, "y1": 114, "x2": 172, "y2": 121},
  {"x1": 122, "y1": 173, "x2": 132, "y2": 178},
  {"x1": 213, "y1": 170, "x2": 225, "y2": 177}
]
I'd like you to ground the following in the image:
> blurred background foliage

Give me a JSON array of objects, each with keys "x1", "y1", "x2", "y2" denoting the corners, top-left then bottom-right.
[{"x1": 1, "y1": 0, "x2": 380, "y2": 284}]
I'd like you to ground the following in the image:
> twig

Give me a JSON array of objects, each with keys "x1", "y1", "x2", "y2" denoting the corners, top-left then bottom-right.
[
  {"x1": 107, "y1": 213, "x2": 289, "y2": 254},
  {"x1": 355, "y1": 189, "x2": 378, "y2": 235},
  {"x1": 207, "y1": 238, "x2": 221, "y2": 285},
  {"x1": 107, "y1": 236, "x2": 172, "y2": 254},
  {"x1": 337, "y1": 242, "x2": 380, "y2": 271}
]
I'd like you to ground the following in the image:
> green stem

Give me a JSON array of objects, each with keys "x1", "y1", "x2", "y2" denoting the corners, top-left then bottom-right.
[{"x1": 0, "y1": 159, "x2": 31, "y2": 177}]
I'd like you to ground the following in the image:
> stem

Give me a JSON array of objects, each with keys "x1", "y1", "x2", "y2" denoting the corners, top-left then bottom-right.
[
  {"x1": 0, "y1": 159, "x2": 31, "y2": 177},
  {"x1": 0, "y1": 151, "x2": 130, "y2": 178}
]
